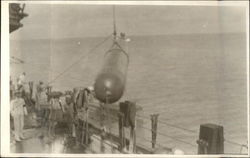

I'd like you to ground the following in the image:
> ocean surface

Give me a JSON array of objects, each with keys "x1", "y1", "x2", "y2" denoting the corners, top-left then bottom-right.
[{"x1": 10, "y1": 33, "x2": 247, "y2": 154}]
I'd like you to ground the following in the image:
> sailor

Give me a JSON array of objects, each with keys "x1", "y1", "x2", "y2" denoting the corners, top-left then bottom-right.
[
  {"x1": 74, "y1": 88, "x2": 91, "y2": 145},
  {"x1": 37, "y1": 81, "x2": 45, "y2": 94},
  {"x1": 86, "y1": 86, "x2": 94, "y2": 103},
  {"x1": 10, "y1": 90, "x2": 27, "y2": 141},
  {"x1": 36, "y1": 81, "x2": 50, "y2": 126},
  {"x1": 48, "y1": 94, "x2": 64, "y2": 138},
  {"x1": 119, "y1": 100, "x2": 136, "y2": 128},
  {"x1": 10, "y1": 77, "x2": 15, "y2": 100},
  {"x1": 63, "y1": 94, "x2": 75, "y2": 137},
  {"x1": 17, "y1": 72, "x2": 26, "y2": 91}
]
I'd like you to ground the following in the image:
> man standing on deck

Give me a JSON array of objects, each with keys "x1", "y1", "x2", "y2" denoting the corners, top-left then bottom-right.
[
  {"x1": 17, "y1": 72, "x2": 26, "y2": 92},
  {"x1": 10, "y1": 90, "x2": 26, "y2": 141},
  {"x1": 64, "y1": 95, "x2": 75, "y2": 137},
  {"x1": 36, "y1": 81, "x2": 45, "y2": 106},
  {"x1": 10, "y1": 76, "x2": 15, "y2": 100}
]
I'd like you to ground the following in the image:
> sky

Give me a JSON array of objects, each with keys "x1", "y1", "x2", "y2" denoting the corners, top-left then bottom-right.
[{"x1": 10, "y1": 3, "x2": 247, "y2": 40}]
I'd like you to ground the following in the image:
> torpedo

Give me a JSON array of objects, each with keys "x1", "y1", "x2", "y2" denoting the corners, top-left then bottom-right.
[{"x1": 94, "y1": 40, "x2": 129, "y2": 104}]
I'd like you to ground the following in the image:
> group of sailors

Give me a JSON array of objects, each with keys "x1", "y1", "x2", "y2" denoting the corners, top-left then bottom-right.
[
  {"x1": 10, "y1": 72, "x2": 94, "y2": 148},
  {"x1": 9, "y1": 73, "x2": 185, "y2": 154}
]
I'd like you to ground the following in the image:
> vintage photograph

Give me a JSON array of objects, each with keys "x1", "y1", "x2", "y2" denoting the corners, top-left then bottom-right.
[{"x1": 1, "y1": 1, "x2": 249, "y2": 156}]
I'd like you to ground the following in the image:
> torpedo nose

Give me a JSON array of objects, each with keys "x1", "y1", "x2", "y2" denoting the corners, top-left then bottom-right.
[
  {"x1": 104, "y1": 79, "x2": 112, "y2": 98},
  {"x1": 105, "y1": 89, "x2": 112, "y2": 98},
  {"x1": 104, "y1": 79, "x2": 112, "y2": 89},
  {"x1": 94, "y1": 72, "x2": 124, "y2": 103}
]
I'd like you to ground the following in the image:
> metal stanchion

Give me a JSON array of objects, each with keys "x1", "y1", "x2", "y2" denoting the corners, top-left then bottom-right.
[
  {"x1": 118, "y1": 112, "x2": 125, "y2": 152},
  {"x1": 151, "y1": 114, "x2": 159, "y2": 149}
]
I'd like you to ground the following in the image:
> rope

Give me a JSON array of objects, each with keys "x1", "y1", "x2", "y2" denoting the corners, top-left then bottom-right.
[
  {"x1": 24, "y1": 62, "x2": 86, "y2": 83},
  {"x1": 89, "y1": 105, "x2": 196, "y2": 143},
  {"x1": 225, "y1": 139, "x2": 245, "y2": 146},
  {"x1": 76, "y1": 104, "x2": 246, "y2": 153},
  {"x1": 141, "y1": 99, "x2": 178, "y2": 111},
  {"x1": 136, "y1": 134, "x2": 172, "y2": 151},
  {"x1": 137, "y1": 124, "x2": 196, "y2": 147},
  {"x1": 240, "y1": 144, "x2": 248, "y2": 153},
  {"x1": 92, "y1": 134, "x2": 118, "y2": 150},
  {"x1": 48, "y1": 34, "x2": 112, "y2": 85},
  {"x1": 76, "y1": 104, "x2": 247, "y2": 153},
  {"x1": 138, "y1": 107, "x2": 247, "y2": 152},
  {"x1": 88, "y1": 108, "x2": 173, "y2": 153},
  {"x1": 136, "y1": 115, "x2": 196, "y2": 133},
  {"x1": 113, "y1": 5, "x2": 117, "y2": 37},
  {"x1": 223, "y1": 133, "x2": 248, "y2": 153},
  {"x1": 10, "y1": 56, "x2": 25, "y2": 63},
  {"x1": 136, "y1": 94, "x2": 172, "y2": 103},
  {"x1": 66, "y1": 106, "x2": 246, "y2": 154},
  {"x1": 225, "y1": 139, "x2": 248, "y2": 150}
]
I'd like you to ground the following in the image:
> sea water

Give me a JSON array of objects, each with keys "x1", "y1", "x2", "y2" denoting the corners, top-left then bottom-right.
[{"x1": 10, "y1": 33, "x2": 247, "y2": 154}]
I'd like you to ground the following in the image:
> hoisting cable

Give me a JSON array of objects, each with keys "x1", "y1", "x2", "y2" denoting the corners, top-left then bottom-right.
[
  {"x1": 47, "y1": 33, "x2": 113, "y2": 85},
  {"x1": 113, "y1": 5, "x2": 117, "y2": 38}
]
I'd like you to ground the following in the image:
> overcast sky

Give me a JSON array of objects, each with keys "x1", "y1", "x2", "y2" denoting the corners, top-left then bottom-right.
[{"x1": 10, "y1": 4, "x2": 247, "y2": 40}]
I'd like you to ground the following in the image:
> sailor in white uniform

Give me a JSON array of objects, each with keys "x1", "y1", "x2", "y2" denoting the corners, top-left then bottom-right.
[
  {"x1": 17, "y1": 72, "x2": 26, "y2": 91},
  {"x1": 10, "y1": 90, "x2": 26, "y2": 141}
]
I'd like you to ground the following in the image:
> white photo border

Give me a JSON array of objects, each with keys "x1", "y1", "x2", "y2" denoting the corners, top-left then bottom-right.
[{"x1": 1, "y1": 1, "x2": 249, "y2": 157}]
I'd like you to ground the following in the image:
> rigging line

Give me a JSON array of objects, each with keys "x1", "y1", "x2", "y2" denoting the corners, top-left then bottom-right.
[
  {"x1": 48, "y1": 34, "x2": 112, "y2": 85},
  {"x1": 90, "y1": 106, "x2": 194, "y2": 135},
  {"x1": 88, "y1": 105, "x2": 119, "y2": 120},
  {"x1": 10, "y1": 56, "x2": 25, "y2": 63},
  {"x1": 136, "y1": 94, "x2": 173, "y2": 103},
  {"x1": 10, "y1": 61, "x2": 23, "y2": 65},
  {"x1": 88, "y1": 108, "x2": 118, "y2": 122},
  {"x1": 149, "y1": 108, "x2": 176, "y2": 116},
  {"x1": 113, "y1": 5, "x2": 117, "y2": 37},
  {"x1": 136, "y1": 135, "x2": 173, "y2": 150},
  {"x1": 83, "y1": 110, "x2": 194, "y2": 148},
  {"x1": 139, "y1": 103, "x2": 170, "y2": 111},
  {"x1": 140, "y1": 115, "x2": 246, "y2": 143},
  {"x1": 89, "y1": 113, "x2": 170, "y2": 150},
  {"x1": 137, "y1": 125, "x2": 196, "y2": 147},
  {"x1": 142, "y1": 106, "x2": 169, "y2": 113},
  {"x1": 141, "y1": 99, "x2": 174, "y2": 109},
  {"x1": 90, "y1": 105, "x2": 195, "y2": 135},
  {"x1": 19, "y1": 62, "x2": 87, "y2": 83},
  {"x1": 92, "y1": 134, "x2": 118, "y2": 149},
  {"x1": 225, "y1": 139, "x2": 248, "y2": 147},
  {"x1": 89, "y1": 109, "x2": 195, "y2": 135},
  {"x1": 240, "y1": 144, "x2": 248, "y2": 154},
  {"x1": 136, "y1": 115, "x2": 196, "y2": 134},
  {"x1": 10, "y1": 56, "x2": 86, "y2": 85},
  {"x1": 142, "y1": 111, "x2": 248, "y2": 144},
  {"x1": 158, "y1": 119, "x2": 196, "y2": 133},
  {"x1": 142, "y1": 101, "x2": 183, "y2": 110}
]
